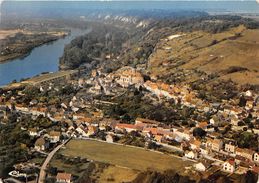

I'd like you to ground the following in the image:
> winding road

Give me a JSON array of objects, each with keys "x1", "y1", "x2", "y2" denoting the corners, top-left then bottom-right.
[{"x1": 38, "y1": 139, "x2": 70, "y2": 183}]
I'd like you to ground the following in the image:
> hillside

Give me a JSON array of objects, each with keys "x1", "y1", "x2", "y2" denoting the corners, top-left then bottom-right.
[{"x1": 147, "y1": 26, "x2": 259, "y2": 87}]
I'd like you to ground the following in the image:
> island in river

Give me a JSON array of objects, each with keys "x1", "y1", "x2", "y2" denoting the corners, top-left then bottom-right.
[{"x1": 0, "y1": 29, "x2": 68, "y2": 63}]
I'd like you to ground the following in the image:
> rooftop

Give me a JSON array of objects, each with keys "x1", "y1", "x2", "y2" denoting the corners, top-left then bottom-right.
[{"x1": 56, "y1": 173, "x2": 72, "y2": 180}]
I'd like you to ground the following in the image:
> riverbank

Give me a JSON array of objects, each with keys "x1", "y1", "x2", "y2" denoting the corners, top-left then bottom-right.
[
  {"x1": 0, "y1": 28, "x2": 88, "y2": 86},
  {"x1": 0, "y1": 30, "x2": 68, "y2": 63}
]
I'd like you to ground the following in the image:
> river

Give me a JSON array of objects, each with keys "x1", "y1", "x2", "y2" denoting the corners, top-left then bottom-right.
[{"x1": 0, "y1": 29, "x2": 89, "y2": 86}]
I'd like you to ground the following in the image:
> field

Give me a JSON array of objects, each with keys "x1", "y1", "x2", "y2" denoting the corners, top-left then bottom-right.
[
  {"x1": 97, "y1": 165, "x2": 139, "y2": 183},
  {"x1": 59, "y1": 139, "x2": 193, "y2": 172}
]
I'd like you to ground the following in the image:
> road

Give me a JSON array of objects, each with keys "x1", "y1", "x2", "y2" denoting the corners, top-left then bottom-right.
[{"x1": 38, "y1": 139, "x2": 70, "y2": 183}]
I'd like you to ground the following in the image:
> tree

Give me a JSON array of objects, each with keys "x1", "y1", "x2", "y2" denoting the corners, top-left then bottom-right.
[
  {"x1": 239, "y1": 95, "x2": 247, "y2": 107},
  {"x1": 193, "y1": 127, "x2": 206, "y2": 138},
  {"x1": 240, "y1": 170, "x2": 258, "y2": 183},
  {"x1": 238, "y1": 132, "x2": 256, "y2": 148}
]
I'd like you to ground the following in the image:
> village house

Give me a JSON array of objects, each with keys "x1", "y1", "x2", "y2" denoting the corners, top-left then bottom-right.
[
  {"x1": 225, "y1": 142, "x2": 236, "y2": 154},
  {"x1": 51, "y1": 113, "x2": 65, "y2": 122},
  {"x1": 78, "y1": 78, "x2": 85, "y2": 87},
  {"x1": 200, "y1": 146, "x2": 209, "y2": 155},
  {"x1": 197, "y1": 122, "x2": 208, "y2": 130},
  {"x1": 135, "y1": 118, "x2": 160, "y2": 128},
  {"x1": 185, "y1": 150, "x2": 198, "y2": 160},
  {"x1": 230, "y1": 115, "x2": 239, "y2": 126},
  {"x1": 142, "y1": 127, "x2": 172, "y2": 137},
  {"x1": 175, "y1": 128, "x2": 191, "y2": 141},
  {"x1": 30, "y1": 107, "x2": 47, "y2": 117},
  {"x1": 75, "y1": 125, "x2": 88, "y2": 138},
  {"x1": 29, "y1": 99, "x2": 38, "y2": 106},
  {"x1": 245, "y1": 90, "x2": 253, "y2": 97},
  {"x1": 154, "y1": 134, "x2": 164, "y2": 143},
  {"x1": 56, "y1": 172, "x2": 72, "y2": 183},
  {"x1": 34, "y1": 138, "x2": 49, "y2": 151},
  {"x1": 99, "y1": 118, "x2": 119, "y2": 131},
  {"x1": 87, "y1": 126, "x2": 98, "y2": 136},
  {"x1": 143, "y1": 81, "x2": 178, "y2": 100},
  {"x1": 28, "y1": 128, "x2": 39, "y2": 137},
  {"x1": 189, "y1": 139, "x2": 202, "y2": 150},
  {"x1": 194, "y1": 161, "x2": 211, "y2": 172},
  {"x1": 246, "y1": 100, "x2": 254, "y2": 111},
  {"x1": 15, "y1": 104, "x2": 29, "y2": 112},
  {"x1": 222, "y1": 159, "x2": 236, "y2": 173},
  {"x1": 115, "y1": 123, "x2": 142, "y2": 133},
  {"x1": 206, "y1": 138, "x2": 223, "y2": 152},
  {"x1": 236, "y1": 148, "x2": 254, "y2": 161},
  {"x1": 81, "y1": 117, "x2": 96, "y2": 126},
  {"x1": 66, "y1": 125, "x2": 75, "y2": 136},
  {"x1": 209, "y1": 116, "x2": 219, "y2": 126},
  {"x1": 253, "y1": 152, "x2": 259, "y2": 163},
  {"x1": 106, "y1": 134, "x2": 115, "y2": 143},
  {"x1": 49, "y1": 131, "x2": 61, "y2": 143}
]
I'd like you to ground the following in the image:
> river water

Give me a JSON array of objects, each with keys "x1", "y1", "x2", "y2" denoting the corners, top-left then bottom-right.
[{"x1": 0, "y1": 29, "x2": 88, "y2": 86}]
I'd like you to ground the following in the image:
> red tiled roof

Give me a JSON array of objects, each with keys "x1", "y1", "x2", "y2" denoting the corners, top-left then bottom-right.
[
  {"x1": 198, "y1": 122, "x2": 208, "y2": 128},
  {"x1": 56, "y1": 173, "x2": 72, "y2": 180},
  {"x1": 135, "y1": 118, "x2": 160, "y2": 125},
  {"x1": 116, "y1": 123, "x2": 142, "y2": 131},
  {"x1": 143, "y1": 127, "x2": 171, "y2": 136},
  {"x1": 252, "y1": 166, "x2": 259, "y2": 173},
  {"x1": 227, "y1": 159, "x2": 235, "y2": 166},
  {"x1": 190, "y1": 139, "x2": 201, "y2": 147}
]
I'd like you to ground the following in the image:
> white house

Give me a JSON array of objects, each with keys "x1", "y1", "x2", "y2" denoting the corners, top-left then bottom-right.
[
  {"x1": 76, "y1": 126, "x2": 88, "y2": 138},
  {"x1": 194, "y1": 162, "x2": 210, "y2": 172},
  {"x1": 106, "y1": 134, "x2": 115, "y2": 143},
  {"x1": 222, "y1": 159, "x2": 236, "y2": 173},
  {"x1": 28, "y1": 128, "x2": 39, "y2": 137},
  {"x1": 34, "y1": 138, "x2": 49, "y2": 151},
  {"x1": 206, "y1": 138, "x2": 223, "y2": 152},
  {"x1": 200, "y1": 146, "x2": 209, "y2": 155},
  {"x1": 175, "y1": 129, "x2": 191, "y2": 141},
  {"x1": 253, "y1": 152, "x2": 259, "y2": 163},
  {"x1": 48, "y1": 131, "x2": 61, "y2": 143},
  {"x1": 185, "y1": 151, "x2": 198, "y2": 159},
  {"x1": 225, "y1": 143, "x2": 236, "y2": 154}
]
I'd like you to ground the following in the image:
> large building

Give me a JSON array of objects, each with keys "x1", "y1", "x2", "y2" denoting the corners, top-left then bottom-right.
[{"x1": 115, "y1": 66, "x2": 144, "y2": 88}]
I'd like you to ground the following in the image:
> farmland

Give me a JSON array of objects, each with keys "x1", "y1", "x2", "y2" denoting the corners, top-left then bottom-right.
[{"x1": 59, "y1": 139, "x2": 193, "y2": 172}]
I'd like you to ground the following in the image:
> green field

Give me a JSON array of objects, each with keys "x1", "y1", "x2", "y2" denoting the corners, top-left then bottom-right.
[{"x1": 59, "y1": 139, "x2": 193, "y2": 172}]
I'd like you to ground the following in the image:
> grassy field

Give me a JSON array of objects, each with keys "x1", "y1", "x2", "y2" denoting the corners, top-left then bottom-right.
[
  {"x1": 59, "y1": 139, "x2": 193, "y2": 172},
  {"x1": 98, "y1": 165, "x2": 139, "y2": 183}
]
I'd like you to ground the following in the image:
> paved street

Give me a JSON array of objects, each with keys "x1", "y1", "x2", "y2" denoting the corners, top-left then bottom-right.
[{"x1": 38, "y1": 139, "x2": 70, "y2": 183}]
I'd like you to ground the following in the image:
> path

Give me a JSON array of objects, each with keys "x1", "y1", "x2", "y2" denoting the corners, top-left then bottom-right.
[{"x1": 38, "y1": 139, "x2": 70, "y2": 183}]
